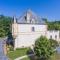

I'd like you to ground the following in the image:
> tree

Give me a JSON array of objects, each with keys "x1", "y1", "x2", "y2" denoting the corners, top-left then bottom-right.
[
  {"x1": 0, "y1": 15, "x2": 13, "y2": 37},
  {"x1": 34, "y1": 36, "x2": 58, "y2": 60},
  {"x1": 47, "y1": 21, "x2": 60, "y2": 30}
]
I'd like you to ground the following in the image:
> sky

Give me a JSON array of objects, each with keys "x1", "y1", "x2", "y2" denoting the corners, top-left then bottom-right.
[{"x1": 0, "y1": 0, "x2": 60, "y2": 21}]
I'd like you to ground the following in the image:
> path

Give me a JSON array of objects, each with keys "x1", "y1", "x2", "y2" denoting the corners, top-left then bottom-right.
[
  {"x1": 14, "y1": 54, "x2": 34, "y2": 60},
  {"x1": 0, "y1": 38, "x2": 8, "y2": 60}
]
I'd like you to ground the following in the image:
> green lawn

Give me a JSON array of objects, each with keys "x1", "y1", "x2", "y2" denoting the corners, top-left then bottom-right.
[
  {"x1": 51, "y1": 53, "x2": 60, "y2": 60},
  {"x1": 21, "y1": 53, "x2": 60, "y2": 60},
  {"x1": 7, "y1": 48, "x2": 30, "y2": 60},
  {"x1": 7, "y1": 48, "x2": 60, "y2": 60}
]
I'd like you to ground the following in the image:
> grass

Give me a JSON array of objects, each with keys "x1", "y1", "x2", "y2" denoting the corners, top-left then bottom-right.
[
  {"x1": 51, "y1": 53, "x2": 60, "y2": 60},
  {"x1": 7, "y1": 48, "x2": 30, "y2": 60},
  {"x1": 7, "y1": 48, "x2": 60, "y2": 60},
  {"x1": 21, "y1": 53, "x2": 60, "y2": 60}
]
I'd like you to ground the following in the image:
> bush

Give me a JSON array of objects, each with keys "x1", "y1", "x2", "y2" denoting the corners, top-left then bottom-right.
[
  {"x1": 34, "y1": 36, "x2": 58, "y2": 60},
  {"x1": 49, "y1": 39, "x2": 59, "y2": 48},
  {"x1": 9, "y1": 45, "x2": 14, "y2": 51}
]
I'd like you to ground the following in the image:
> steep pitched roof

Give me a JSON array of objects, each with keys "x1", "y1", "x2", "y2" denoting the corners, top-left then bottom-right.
[{"x1": 17, "y1": 9, "x2": 46, "y2": 24}]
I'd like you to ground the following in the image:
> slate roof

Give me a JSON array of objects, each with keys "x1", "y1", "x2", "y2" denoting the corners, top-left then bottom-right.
[{"x1": 16, "y1": 9, "x2": 46, "y2": 24}]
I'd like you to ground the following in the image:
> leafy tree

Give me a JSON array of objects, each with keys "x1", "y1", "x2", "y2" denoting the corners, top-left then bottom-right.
[
  {"x1": 47, "y1": 21, "x2": 60, "y2": 30},
  {"x1": 42, "y1": 18, "x2": 60, "y2": 30},
  {"x1": 0, "y1": 15, "x2": 13, "y2": 37},
  {"x1": 34, "y1": 36, "x2": 58, "y2": 60}
]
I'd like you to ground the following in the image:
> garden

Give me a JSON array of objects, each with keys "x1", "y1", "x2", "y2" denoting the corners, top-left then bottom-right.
[{"x1": 7, "y1": 36, "x2": 60, "y2": 60}]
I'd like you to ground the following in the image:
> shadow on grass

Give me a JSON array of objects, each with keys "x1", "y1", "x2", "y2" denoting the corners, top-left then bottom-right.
[{"x1": 26, "y1": 48, "x2": 37, "y2": 60}]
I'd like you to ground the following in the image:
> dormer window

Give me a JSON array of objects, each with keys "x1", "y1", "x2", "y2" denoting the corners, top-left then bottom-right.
[{"x1": 32, "y1": 27, "x2": 35, "y2": 32}]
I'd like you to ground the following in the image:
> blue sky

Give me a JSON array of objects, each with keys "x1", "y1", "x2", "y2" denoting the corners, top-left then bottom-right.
[{"x1": 0, "y1": 0, "x2": 60, "y2": 21}]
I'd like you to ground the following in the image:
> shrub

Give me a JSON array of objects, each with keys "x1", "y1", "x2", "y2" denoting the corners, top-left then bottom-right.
[{"x1": 34, "y1": 36, "x2": 58, "y2": 60}]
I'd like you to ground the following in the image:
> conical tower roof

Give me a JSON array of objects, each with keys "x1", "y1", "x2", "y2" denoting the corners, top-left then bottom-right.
[{"x1": 13, "y1": 16, "x2": 17, "y2": 23}]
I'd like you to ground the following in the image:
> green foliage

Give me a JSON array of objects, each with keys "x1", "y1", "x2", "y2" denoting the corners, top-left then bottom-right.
[
  {"x1": 34, "y1": 36, "x2": 58, "y2": 60},
  {"x1": 8, "y1": 45, "x2": 14, "y2": 51},
  {"x1": 7, "y1": 48, "x2": 30, "y2": 60},
  {"x1": 0, "y1": 15, "x2": 13, "y2": 37},
  {"x1": 47, "y1": 21, "x2": 60, "y2": 30},
  {"x1": 49, "y1": 39, "x2": 59, "y2": 48},
  {"x1": 43, "y1": 18, "x2": 60, "y2": 30}
]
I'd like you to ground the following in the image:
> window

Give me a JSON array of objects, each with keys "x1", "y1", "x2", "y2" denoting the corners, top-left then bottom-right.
[
  {"x1": 32, "y1": 27, "x2": 35, "y2": 32},
  {"x1": 55, "y1": 35, "x2": 57, "y2": 39},
  {"x1": 50, "y1": 35, "x2": 52, "y2": 39}
]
